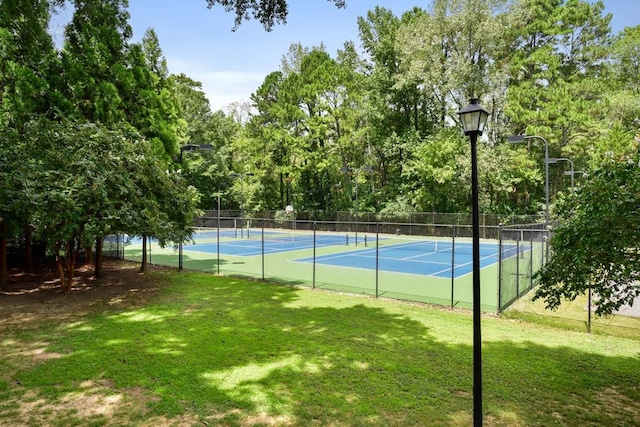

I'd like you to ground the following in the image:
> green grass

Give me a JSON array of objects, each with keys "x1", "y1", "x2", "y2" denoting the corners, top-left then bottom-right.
[{"x1": 1, "y1": 266, "x2": 639, "y2": 426}]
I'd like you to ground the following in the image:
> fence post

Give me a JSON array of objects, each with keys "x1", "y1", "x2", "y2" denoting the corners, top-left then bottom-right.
[
  {"x1": 497, "y1": 223, "x2": 503, "y2": 312},
  {"x1": 375, "y1": 223, "x2": 379, "y2": 298},
  {"x1": 587, "y1": 285, "x2": 592, "y2": 333},
  {"x1": 312, "y1": 221, "x2": 316, "y2": 290},
  {"x1": 451, "y1": 224, "x2": 455, "y2": 309},
  {"x1": 217, "y1": 215, "x2": 221, "y2": 275},
  {"x1": 529, "y1": 229, "x2": 534, "y2": 291},
  {"x1": 516, "y1": 232, "x2": 521, "y2": 297}
]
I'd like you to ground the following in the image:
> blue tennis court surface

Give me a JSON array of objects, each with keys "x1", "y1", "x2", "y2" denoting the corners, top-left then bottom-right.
[
  {"x1": 133, "y1": 230, "x2": 524, "y2": 278},
  {"x1": 294, "y1": 241, "x2": 521, "y2": 278},
  {"x1": 185, "y1": 230, "x2": 352, "y2": 256}
]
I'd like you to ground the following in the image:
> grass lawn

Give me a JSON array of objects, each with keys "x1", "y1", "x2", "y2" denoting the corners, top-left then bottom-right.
[{"x1": 0, "y1": 261, "x2": 638, "y2": 426}]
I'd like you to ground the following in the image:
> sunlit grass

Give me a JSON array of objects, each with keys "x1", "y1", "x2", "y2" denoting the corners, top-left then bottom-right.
[{"x1": 1, "y1": 267, "x2": 639, "y2": 426}]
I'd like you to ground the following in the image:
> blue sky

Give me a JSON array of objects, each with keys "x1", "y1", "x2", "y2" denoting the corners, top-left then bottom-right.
[{"x1": 51, "y1": 1, "x2": 639, "y2": 112}]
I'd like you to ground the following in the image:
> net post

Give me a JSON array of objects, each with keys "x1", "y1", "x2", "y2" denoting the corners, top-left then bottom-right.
[
  {"x1": 261, "y1": 223, "x2": 265, "y2": 281},
  {"x1": 364, "y1": 235, "x2": 368, "y2": 247},
  {"x1": 346, "y1": 234, "x2": 349, "y2": 246}
]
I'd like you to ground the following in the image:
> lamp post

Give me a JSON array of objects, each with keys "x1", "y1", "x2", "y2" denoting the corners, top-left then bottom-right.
[
  {"x1": 507, "y1": 135, "x2": 550, "y2": 224},
  {"x1": 548, "y1": 157, "x2": 575, "y2": 190},
  {"x1": 341, "y1": 165, "x2": 373, "y2": 245},
  {"x1": 457, "y1": 98, "x2": 489, "y2": 427},
  {"x1": 177, "y1": 143, "x2": 213, "y2": 270}
]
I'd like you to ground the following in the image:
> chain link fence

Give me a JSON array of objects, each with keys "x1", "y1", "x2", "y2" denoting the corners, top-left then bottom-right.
[
  {"x1": 119, "y1": 216, "x2": 549, "y2": 314},
  {"x1": 104, "y1": 212, "x2": 639, "y2": 339}
]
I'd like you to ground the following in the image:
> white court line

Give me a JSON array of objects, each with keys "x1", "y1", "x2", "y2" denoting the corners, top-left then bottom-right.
[{"x1": 329, "y1": 251, "x2": 455, "y2": 268}]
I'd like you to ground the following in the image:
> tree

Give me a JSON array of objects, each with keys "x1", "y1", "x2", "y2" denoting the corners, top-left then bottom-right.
[
  {"x1": 203, "y1": 0, "x2": 346, "y2": 31},
  {"x1": 0, "y1": 0, "x2": 64, "y2": 278},
  {"x1": 534, "y1": 148, "x2": 640, "y2": 315},
  {"x1": 60, "y1": 0, "x2": 132, "y2": 124},
  {"x1": 125, "y1": 29, "x2": 184, "y2": 161},
  {"x1": 0, "y1": 0, "x2": 60, "y2": 129},
  {"x1": 358, "y1": 7, "x2": 431, "y2": 195},
  {"x1": 172, "y1": 74, "x2": 238, "y2": 210},
  {"x1": 605, "y1": 25, "x2": 640, "y2": 135},
  {"x1": 23, "y1": 120, "x2": 199, "y2": 291}
]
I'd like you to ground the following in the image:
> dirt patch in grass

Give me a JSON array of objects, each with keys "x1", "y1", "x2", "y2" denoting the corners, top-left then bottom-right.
[{"x1": 0, "y1": 260, "x2": 167, "y2": 329}]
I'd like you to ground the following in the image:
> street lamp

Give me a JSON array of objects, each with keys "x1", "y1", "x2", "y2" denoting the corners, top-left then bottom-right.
[
  {"x1": 457, "y1": 98, "x2": 489, "y2": 427},
  {"x1": 507, "y1": 135, "x2": 550, "y2": 223},
  {"x1": 547, "y1": 157, "x2": 575, "y2": 190},
  {"x1": 341, "y1": 165, "x2": 373, "y2": 246},
  {"x1": 177, "y1": 143, "x2": 213, "y2": 270}
]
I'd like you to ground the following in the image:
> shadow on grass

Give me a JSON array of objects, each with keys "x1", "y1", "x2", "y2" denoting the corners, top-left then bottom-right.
[{"x1": 1, "y1": 271, "x2": 639, "y2": 426}]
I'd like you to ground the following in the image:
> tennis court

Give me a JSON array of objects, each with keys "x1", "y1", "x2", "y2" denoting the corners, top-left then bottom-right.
[
  {"x1": 294, "y1": 239, "x2": 519, "y2": 278},
  {"x1": 185, "y1": 229, "x2": 356, "y2": 256},
  {"x1": 181, "y1": 229, "x2": 521, "y2": 278},
  {"x1": 124, "y1": 224, "x2": 543, "y2": 312}
]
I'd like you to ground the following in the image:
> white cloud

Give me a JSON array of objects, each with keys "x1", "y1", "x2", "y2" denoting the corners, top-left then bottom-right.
[{"x1": 168, "y1": 58, "x2": 265, "y2": 112}]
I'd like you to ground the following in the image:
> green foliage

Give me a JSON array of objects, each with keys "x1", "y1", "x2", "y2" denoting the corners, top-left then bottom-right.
[
  {"x1": 535, "y1": 149, "x2": 640, "y2": 315},
  {"x1": 203, "y1": 0, "x2": 346, "y2": 31},
  {"x1": 16, "y1": 119, "x2": 199, "y2": 290},
  {"x1": 0, "y1": 0, "x2": 60, "y2": 128}
]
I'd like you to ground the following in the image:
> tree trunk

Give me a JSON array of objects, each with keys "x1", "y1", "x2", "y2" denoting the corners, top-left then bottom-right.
[
  {"x1": 55, "y1": 240, "x2": 79, "y2": 294},
  {"x1": 85, "y1": 245, "x2": 93, "y2": 265},
  {"x1": 0, "y1": 221, "x2": 7, "y2": 291},
  {"x1": 54, "y1": 242, "x2": 67, "y2": 294},
  {"x1": 24, "y1": 223, "x2": 33, "y2": 273},
  {"x1": 139, "y1": 235, "x2": 147, "y2": 273},
  {"x1": 93, "y1": 236, "x2": 103, "y2": 279}
]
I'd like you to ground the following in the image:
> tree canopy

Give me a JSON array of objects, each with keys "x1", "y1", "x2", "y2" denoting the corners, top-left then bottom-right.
[
  {"x1": 204, "y1": 0, "x2": 347, "y2": 31},
  {"x1": 534, "y1": 149, "x2": 640, "y2": 315}
]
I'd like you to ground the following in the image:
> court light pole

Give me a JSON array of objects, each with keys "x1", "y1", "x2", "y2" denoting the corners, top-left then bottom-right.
[
  {"x1": 341, "y1": 165, "x2": 373, "y2": 245},
  {"x1": 177, "y1": 143, "x2": 213, "y2": 270},
  {"x1": 457, "y1": 98, "x2": 489, "y2": 427},
  {"x1": 507, "y1": 135, "x2": 550, "y2": 223},
  {"x1": 548, "y1": 157, "x2": 575, "y2": 190}
]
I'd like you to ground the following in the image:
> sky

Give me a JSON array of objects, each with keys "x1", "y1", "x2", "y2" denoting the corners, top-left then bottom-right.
[{"x1": 51, "y1": 0, "x2": 640, "y2": 112}]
